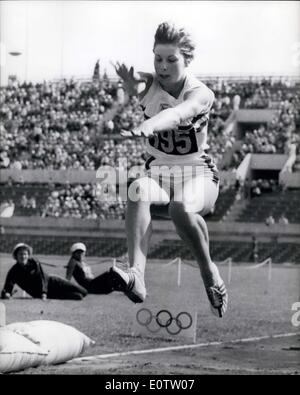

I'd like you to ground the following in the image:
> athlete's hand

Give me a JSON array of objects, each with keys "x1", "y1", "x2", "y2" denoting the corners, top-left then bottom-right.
[
  {"x1": 121, "y1": 121, "x2": 154, "y2": 138},
  {"x1": 112, "y1": 62, "x2": 144, "y2": 96},
  {"x1": 133, "y1": 120, "x2": 154, "y2": 137}
]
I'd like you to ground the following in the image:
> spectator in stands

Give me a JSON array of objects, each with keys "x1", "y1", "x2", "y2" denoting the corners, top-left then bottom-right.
[
  {"x1": 0, "y1": 77, "x2": 118, "y2": 170},
  {"x1": 265, "y1": 215, "x2": 275, "y2": 227},
  {"x1": 251, "y1": 180, "x2": 261, "y2": 197},
  {"x1": 0, "y1": 200, "x2": 15, "y2": 218},
  {"x1": 234, "y1": 176, "x2": 244, "y2": 201},
  {"x1": 233, "y1": 94, "x2": 241, "y2": 110},
  {"x1": 20, "y1": 193, "x2": 28, "y2": 208},
  {"x1": 116, "y1": 80, "x2": 125, "y2": 104},
  {"x1": 278, "y1": 213, "x2": 289, "y2": 225},
  {"x1": 66, "y1": 242, "x2": 114, "y2": 294},
  {"x1": 1, "y1": 243, "x2": 87, "y2": 300},
  {"x1": 1, "y1": 72, "x2": 299, "y2": 174},
  {"x1": 29, "y1": 197, "x2": 36, "y2": 209}
]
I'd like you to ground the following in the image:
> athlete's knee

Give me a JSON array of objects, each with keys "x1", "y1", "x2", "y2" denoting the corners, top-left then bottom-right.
[
  {"x1": 195, "y1": 213, "x2": 209, "y2": 237},
  {"x1": 168, "y1": 201, "x2": 195, "y2": 219},
  {"x1": 127, "y1": 178, "x2": 153, "y2": 202},
  {"x1": 169, "y1": 202, "x2": 208, "y2": 241}
]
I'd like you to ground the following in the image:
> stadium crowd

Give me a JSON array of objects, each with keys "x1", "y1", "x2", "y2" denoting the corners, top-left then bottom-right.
[
  {"x1": 1, "y1": 76, "x2": 299, "y2": 219},
  {"x1": 230, "y1": 96, "x2": 300, "y2": 168},
  {"x1": 40, "y1": 183, "x2": 126, "y2": 220},
  {"x1": 249, "y1": 178, "x2": 279, "y2": 198},
  {"x1": 1, "y1": 76, "x2": 299, "y2": 173},
  {"x1": 205, "y1": 77, "x2": 299, "y2": 109},
  {"x1": 0, "y1": 77, "x2": 117, "y2": 170}
]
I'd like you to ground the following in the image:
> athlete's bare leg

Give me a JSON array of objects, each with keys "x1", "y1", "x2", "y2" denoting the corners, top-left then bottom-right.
[
  {"x1": 109, "y1": 178, "x2": 169, "y2": 302},
  {"x1": 169, "y1": 176, "x2": 220, "y2": 287},
  {"x1": 126, "y1": 177, "x2": 170, "y2": 276},
  {"x1": 125, "y1": 199, "x2": 152, "y2": 277},
  {"x1": 168, "y1": 201, "x2": 221, "y2": 287}
]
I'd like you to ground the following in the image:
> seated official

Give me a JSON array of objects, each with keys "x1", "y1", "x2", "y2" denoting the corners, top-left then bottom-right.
[
  {"x1": 66, "y1": 243, "x2": 114, "y2": 294},
  {"x1": 1, "y1": 243, "x2": 87, "y2": 300}
]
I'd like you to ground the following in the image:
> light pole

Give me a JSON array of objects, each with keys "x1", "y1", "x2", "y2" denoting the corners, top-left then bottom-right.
[{"x1": 8, "y1": 51, "x2": 22, "y2": 84}]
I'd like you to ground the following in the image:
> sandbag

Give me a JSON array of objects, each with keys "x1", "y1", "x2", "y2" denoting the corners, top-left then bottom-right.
[
  {"x1": 0, "y1": 327, "x2": 49, "y2": 373},
  {"x1": 6, "y1": 320, "x2": 94, "y2": 365}
]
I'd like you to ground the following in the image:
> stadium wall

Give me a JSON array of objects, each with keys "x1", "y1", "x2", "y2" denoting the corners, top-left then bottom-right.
[
  {"x1": 251, "y1": 154, "x2": 288, "y2": 170},
  {"x1": 0, "y1": 169, "x2": 97, "y2": 184},
  {"x1": 235, "y1": 109, "x2": 277, "y2": 123},
  {"x1": 236, "y1": 153, "x2": 252, "y2": 182},
  {"x1": 279, "y1": 171, "x2": 300, "y2": 187},
  {"x1": 1, "y1": 217, "x2": 299, "y2": 244},
  {"x1": 234, "y1": 153, "x2": 300, "y2": 187},
  {"x1": 234, "y1": 109, "x2": 277, "y2": 139},
  {"x1": 0, "y1": 169, "x2": 237, "y2": 186}
]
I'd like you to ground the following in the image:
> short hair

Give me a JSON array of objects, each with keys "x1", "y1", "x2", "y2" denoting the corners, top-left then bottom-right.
[
  {"x1": 12, "y1": 243, "x2": 32, "y2": 259},
  {"x1": 153, "y1": 21, "x2": 195, "y2": 66}
]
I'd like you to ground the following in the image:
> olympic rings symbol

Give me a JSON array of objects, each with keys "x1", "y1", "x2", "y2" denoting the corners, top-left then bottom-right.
[{"x1": 136, "y1": 308, "x2": 193, "y2": 335}]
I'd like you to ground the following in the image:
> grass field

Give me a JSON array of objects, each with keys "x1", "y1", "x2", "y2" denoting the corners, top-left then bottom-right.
[{"x1": 0, "y1": 253, "x2": 299, "y2": 375}]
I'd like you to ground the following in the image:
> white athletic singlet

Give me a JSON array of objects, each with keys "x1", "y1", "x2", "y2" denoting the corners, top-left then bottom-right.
[{"x1": 139, "y1": 72, "x2": 219, "y2": 184}]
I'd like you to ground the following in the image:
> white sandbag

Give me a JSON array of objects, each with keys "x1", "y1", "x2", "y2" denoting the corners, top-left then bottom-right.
[
  {"x1": 0, "y1": 327, "x2": 49, "y2": 373},
  {"x1": 6, "y1": 320, "x2": 94, "y2": 365}
]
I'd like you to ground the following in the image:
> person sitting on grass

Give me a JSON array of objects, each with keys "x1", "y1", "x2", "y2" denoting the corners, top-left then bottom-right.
[
  {"x1": 66, "y1": 242, "x2": 114, "y2": 294},
  {"x1": 1, "y1": 243, "x2": 87, "y2": 300}
]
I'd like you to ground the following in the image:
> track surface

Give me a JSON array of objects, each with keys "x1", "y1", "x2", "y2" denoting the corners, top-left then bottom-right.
[{"x1": 1, "y1": 254, "x2": 299, "y2": 375}]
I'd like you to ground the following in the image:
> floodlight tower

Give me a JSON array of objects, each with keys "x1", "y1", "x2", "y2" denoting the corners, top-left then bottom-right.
[{"x1": 8, "y1": 51, "x2": 22, "y2": 83}]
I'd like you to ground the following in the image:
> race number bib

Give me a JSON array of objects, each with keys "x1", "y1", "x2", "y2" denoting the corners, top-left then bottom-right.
[{"x1": 148, "y1": 128, "x2": 198, "y2": 155}]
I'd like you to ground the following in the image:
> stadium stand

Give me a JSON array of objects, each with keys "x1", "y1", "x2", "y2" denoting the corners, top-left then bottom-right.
[
  {"x1": 0, "y1": 183, "x2": 238, "y2": 221},
  {"x1": 3, "y1": 77, "x2": 298, "y2": 172},
  {"x1": 1, "y1": 75, "x2": 299, "y2": 263},
  {"x1": 237, "y1": 188, "x2": 300, "y2": 223}
]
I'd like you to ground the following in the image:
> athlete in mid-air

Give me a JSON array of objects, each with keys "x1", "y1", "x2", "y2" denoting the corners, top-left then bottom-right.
[{"x1": 110, "y1": 21, "x2": 228, "y2": 317}]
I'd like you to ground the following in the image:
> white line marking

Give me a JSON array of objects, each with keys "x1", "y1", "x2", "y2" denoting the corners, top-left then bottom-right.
[{"x1": 70, "y1": 332, "x2": 299, "y2": 363}]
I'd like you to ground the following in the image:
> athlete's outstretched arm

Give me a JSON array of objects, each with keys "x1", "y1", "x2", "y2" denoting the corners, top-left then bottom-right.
[{"x1": 132, "y1": 86, "x2": 215, "y2": 137}]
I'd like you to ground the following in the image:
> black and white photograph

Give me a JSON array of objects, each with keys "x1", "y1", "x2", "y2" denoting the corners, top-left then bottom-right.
[{"x1": 0, "y1": 0, "x2": 299, "y2": 378}]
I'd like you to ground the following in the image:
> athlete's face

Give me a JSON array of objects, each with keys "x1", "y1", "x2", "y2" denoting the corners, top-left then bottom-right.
[{"x1": 154, "y1": 44, "x2": 186, "y2": 88}]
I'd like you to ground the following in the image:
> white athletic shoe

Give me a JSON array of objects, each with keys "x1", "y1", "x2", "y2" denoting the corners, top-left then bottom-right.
[
  {"x1": 205, "y1": 281, "x2": 228, "y2": 318},
  {"x1": 110, "y1": 265, "x2": 146, "y2": 304}
]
